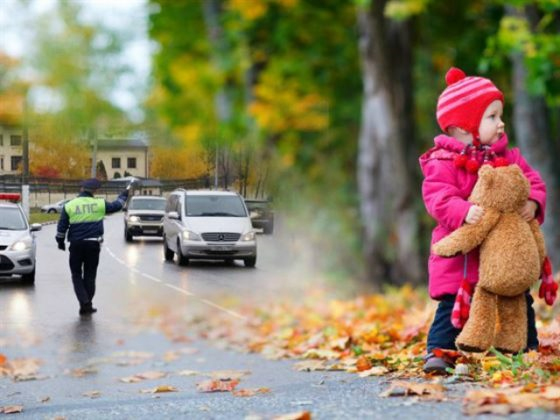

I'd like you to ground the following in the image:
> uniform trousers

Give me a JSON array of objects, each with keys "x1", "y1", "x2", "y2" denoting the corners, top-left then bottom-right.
[{"x1": 68, "y1": 241, "x2": 101, "y2": 306}]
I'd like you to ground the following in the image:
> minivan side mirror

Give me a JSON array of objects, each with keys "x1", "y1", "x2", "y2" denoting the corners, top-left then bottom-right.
[
  {"x1": 167, "y1": 211, "x2": 180, "y2": 220},
  {"x1": 30, "y1": 223, "x2": 42, "y2": 232}
]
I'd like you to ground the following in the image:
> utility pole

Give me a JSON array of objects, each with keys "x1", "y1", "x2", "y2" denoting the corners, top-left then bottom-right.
[
  {"x1": 214, "y1": 144, "x2": 218, "y2": 189},
  {"x1": 90, "y1": 127, "x2": 97, "y2": 178},
  {"x1": 21, "y1": 90, "x2": 30, "y2": 217}
]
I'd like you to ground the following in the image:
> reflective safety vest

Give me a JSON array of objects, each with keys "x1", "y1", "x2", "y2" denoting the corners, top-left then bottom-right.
[{"x1": 64, "y1": 197, "x2": 106, "y2": 224}]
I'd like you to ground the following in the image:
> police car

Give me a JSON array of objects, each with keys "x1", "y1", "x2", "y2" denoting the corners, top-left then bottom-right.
[{"x1": 0, "y1": 193, "x2": 41, "y2": 284}]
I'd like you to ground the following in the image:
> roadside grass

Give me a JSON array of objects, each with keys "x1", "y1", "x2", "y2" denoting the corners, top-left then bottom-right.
[{"x1": 29, "y1": 209, "x2": 59, "y2": 224}]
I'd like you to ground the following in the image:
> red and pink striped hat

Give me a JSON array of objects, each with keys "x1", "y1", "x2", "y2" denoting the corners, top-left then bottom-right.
[{"x1": 436, "y1": 67, "x2": 504, "y2": 138}]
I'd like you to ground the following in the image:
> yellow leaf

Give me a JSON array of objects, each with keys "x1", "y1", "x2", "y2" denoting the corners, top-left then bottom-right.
[
  {"x1": 481, "y1": 357, "x2": 501, "y2": 371},
  {"x1": 141, "y1": 385, "x2": 178, "y2": 393}
]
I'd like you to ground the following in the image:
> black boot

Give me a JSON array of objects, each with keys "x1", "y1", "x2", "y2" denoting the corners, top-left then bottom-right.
[{"x1": 79, "y1": 302, "x2": 97, "y2": 316}]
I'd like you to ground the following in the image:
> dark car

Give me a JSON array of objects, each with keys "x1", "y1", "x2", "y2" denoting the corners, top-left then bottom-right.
[
  {"x1": 244, "y1": 199, "x2": 274, "y2": 234},
  {"x1": 124, "y1": 196, "x2": 166, "y2": 242}
]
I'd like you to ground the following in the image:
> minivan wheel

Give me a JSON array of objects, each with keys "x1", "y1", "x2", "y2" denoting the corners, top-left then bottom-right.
[
  {"x1": 244, "y1": 257, "x2": 256, "y2": 268},
  {"x1": 125, "y1": 228, "x2": 133, "y2": 242},
  {"x1": 163, "y1": 236, "x2": 174, "y2": 261},
  {"x1": 176, "y1": 240, "x2": 189, "y2": 266},
  {"x1": 21, "y1": 268, "x2": 36, "y2": 285}
]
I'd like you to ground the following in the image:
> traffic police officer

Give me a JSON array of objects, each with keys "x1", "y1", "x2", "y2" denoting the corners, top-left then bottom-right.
[{"x1": 56, "y1": 178, "x2": 129, "y2": 315}]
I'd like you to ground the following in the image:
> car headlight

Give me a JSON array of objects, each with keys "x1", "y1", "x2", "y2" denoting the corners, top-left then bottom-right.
[
  {"x1": 128, "y1": 215, "x2": 140, "y2": 223},
  {"x1": 182, "y1": 230, "x2": 201, "y2": 241},
  {"x1": 9, "y1": 238, "x2": 33, "y2": 252},
  {"x1": 241, "y1": 231, "x2": 255, "y2": 241}
]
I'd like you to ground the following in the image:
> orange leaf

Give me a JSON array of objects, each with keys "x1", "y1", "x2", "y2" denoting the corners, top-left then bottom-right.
[
  {"x1": 273, "y1": 411, "x2": 311, "y2": 420},
  {"x1": 356, "y1": 356, "x2": 372, "y2": 372},
  {"x1": 196, "y1": 379, "x2": 239, "y2": 393},
  {"x1": 232, "y1": 387, "x2": 270, "y2": 397}
]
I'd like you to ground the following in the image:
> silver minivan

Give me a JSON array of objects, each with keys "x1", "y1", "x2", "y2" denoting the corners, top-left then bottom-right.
[{"x1": 162, "y1": 190, "x2": 257, "y2": 267}]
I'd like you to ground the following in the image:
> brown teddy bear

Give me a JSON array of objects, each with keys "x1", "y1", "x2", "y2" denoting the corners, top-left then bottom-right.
[{"x1": 432, "y1": 164, "x2": 546, "y2": 353}]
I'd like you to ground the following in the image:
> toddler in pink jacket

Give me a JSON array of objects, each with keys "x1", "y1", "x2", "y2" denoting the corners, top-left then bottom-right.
[{"x1": 419, "y1": 67, "x2": 547, "y2": 374}]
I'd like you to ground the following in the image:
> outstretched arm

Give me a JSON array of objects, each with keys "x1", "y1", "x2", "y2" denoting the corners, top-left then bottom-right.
[
  {"x1": 105, "y1": 190, "x2": 129, "y2": 214},
  {"x1": 432, "y1": 208, "x2": 501, "y2": 257}
]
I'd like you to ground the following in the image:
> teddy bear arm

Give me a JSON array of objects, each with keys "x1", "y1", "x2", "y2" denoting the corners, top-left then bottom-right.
[
  {"x1": 528, "y1": 219, "x2": 546, "y2": 265},
  {"x1": 432, "y1": 208, "x2": 501, "y2": 257}
]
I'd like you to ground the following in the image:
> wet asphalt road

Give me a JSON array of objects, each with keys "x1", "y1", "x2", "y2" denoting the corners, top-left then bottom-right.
[{"x1": 0, "y1": 215, "x2": 556, "y2": 419}]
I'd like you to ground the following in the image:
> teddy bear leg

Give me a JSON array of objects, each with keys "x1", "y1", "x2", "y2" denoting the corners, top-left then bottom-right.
[
  {"x1": 456, "y1": 287, "x2": 496, "y2": 352},
  {"x1": 494, "y1": 294, "x2": 527, "y2": 354}
]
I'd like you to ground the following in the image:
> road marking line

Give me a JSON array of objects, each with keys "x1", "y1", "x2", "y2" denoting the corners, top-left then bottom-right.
[
  {"x1": 104, "y1": 246, "x2": 247, "y2": 321},
  {"x1": 199, "y1": 298, "x2": 247, "y2": 320},
  {"x1": 165, "y1": 283, "x2": 193, "y2": 296},
  {"x1": 141, "y1": 272, "x2": 162, "y2": 283}
]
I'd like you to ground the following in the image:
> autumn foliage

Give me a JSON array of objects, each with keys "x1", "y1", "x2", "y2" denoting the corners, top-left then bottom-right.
[{"x1": 181, "y1": 285, "x2": 560, "y2": 415}]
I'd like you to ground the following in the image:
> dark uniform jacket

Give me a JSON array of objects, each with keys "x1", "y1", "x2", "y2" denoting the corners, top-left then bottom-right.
[{"x1": 56, "y1": 191, "x2": 128, "y2": 242}]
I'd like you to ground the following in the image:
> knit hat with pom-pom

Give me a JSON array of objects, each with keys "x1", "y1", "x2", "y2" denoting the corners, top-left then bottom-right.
[{"x1": 436, "y1": 67, "x2": 504, "y2": 138}]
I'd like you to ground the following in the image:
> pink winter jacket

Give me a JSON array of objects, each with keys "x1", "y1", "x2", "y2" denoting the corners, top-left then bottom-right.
[{"x1": 419, "y1": 134, "x2": 547, "y2": 299}]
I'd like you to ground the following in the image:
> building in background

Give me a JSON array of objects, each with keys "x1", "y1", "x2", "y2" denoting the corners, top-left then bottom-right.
[
  {"x1": 94, "y1": 138, "x2": 149, "y2": 179},
  {"x1": 0, "y1": 124, "x2": 23, "y2": 175},
  {"x1": 0, "y1": 130, "x2": 151, "y2": 179}
]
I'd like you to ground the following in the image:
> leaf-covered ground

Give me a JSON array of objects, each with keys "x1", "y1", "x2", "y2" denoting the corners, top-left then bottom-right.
[
  {"x1": 174, "y1": 284, "x2": 560, "y2": 416},
  {"x1": 2, "y1": 282, "x2": 559, "y2": 417}
]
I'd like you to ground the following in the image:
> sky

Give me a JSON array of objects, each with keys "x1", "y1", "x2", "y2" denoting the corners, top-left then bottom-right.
[{"x1": 0, "y1": 0, "x2": 152, "y2": 122}]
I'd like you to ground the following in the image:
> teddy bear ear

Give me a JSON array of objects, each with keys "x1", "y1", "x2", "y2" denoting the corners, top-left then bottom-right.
[
  {"x1": 478, "y1": 164, "x2": 494, "y2": 188},
  {"x1": 478, "y1": 164, "x2": 494, "y2": 177},
  {"x1": 508, "y1": 164, "x2": 522, "y2": 173}
]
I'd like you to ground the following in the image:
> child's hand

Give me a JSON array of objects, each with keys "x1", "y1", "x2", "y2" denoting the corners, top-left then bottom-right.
[
  {"x1": 465, "y1": 205, "x2": 484, "y2": 224},
  {"x1": 519, "y1": 200, "x2": 538, "y2": 222}
]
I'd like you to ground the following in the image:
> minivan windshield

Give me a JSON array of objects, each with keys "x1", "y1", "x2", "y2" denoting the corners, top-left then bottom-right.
[
  {"x1": 129, "y1": 198, "x2": 166, "y2": 211},
  {"x1": 0, "y1": 207, "x2": 27, "y2": 230},
  {"x1": 185, "y1": 195, "x2": 247, "y2": 217}
]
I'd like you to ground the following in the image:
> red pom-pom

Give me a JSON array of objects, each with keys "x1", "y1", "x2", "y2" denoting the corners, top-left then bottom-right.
[
  {"x1": 493, "y1": 157, "x2": 509, "y2": 167},
  {"x1": 454, "y1": 154, "x2": 468, "y2": 168},
  {"x1": 445, "y1": 67, "x2": 466, "y2": 86},
  {"x1": 466, "y1": 159, "x2": 480, "y2": 173}
]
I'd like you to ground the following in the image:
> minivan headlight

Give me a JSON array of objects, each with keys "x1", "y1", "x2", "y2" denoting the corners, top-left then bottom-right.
[
  {"x1": 9, "y1": 238, "x2": 32, "y2": 251},
  {"x1": 241, "y1": 231, "x2": 255, "y2": 241},
  {"x1": 128, "y1": 215, "x2": 140, "y2": 223},
  {"x1": 182, "y1": 230, "x2": 201, "y2": 241}
]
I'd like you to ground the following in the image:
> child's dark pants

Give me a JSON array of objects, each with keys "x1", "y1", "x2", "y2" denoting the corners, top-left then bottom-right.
[{"x1": 427, "y1": 292, "x2": 539, "y2": 353}]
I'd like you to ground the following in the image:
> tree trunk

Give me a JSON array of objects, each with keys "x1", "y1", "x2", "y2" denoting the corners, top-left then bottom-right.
[
  {"x1": 508, "y1": 6, "x2": 560, "y2": 268},
  {"x1": 356, "y1": 2, "x2": 421, "y2": 290}
]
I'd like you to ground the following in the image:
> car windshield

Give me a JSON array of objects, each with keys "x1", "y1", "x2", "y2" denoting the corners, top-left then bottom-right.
[
  {"x1": 129, "y1": 199, "x2": 166, "y2": 211},
  {"x1": 0, "y1": 207, "x2": 27, "y2": 230},
  {"x1": 185, "y1": 195, "x2": 247, "y2": 217}
]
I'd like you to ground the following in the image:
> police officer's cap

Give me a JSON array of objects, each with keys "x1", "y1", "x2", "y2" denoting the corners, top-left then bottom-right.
[{"x1": 81, "y1": 178, "x2": 101, "y2": 190}]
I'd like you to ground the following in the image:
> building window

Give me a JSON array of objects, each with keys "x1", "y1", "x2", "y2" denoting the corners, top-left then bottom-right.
[
  {"x1": 0, "y1": 156, "x2": 4, "y2": 170},
  {"x1": 127, "y1": 157, "x2": 137, "y2": 169},
  {"x1": 11, "y1": 155, "x2": 22, "y2": 171},
  {"x1": 10, "y1": 135, "x2": 22, "y2": 146},
  {"x1": 0, "y1": 135, "x2": 3, "y2": 146},
  {"x1": 112, "y1": 157, "x2": 121, "y2": 169}
]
